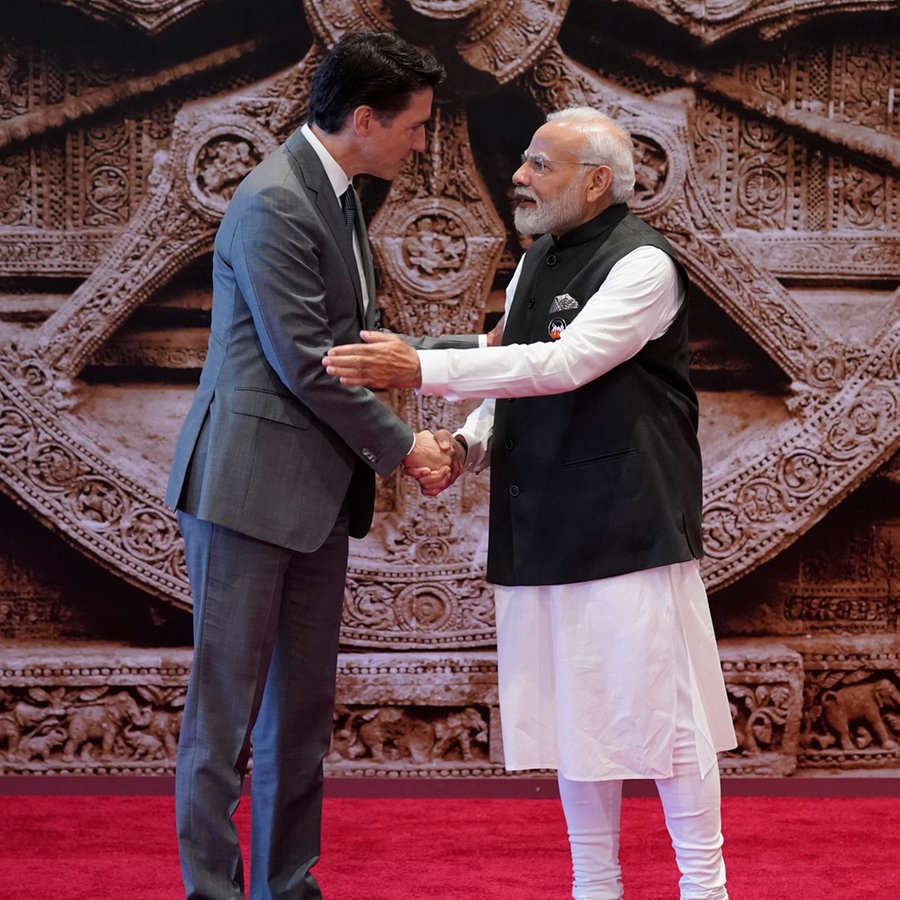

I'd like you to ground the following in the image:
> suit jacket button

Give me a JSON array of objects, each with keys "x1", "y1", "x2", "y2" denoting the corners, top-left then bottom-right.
[{"x1": 509, "y1": 485, "x2": 520, "y2": 497}]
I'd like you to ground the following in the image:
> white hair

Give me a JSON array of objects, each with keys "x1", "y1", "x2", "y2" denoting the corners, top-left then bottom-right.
[{"x1": 546, "y1": 107, "x2": 635, "y2": 203}]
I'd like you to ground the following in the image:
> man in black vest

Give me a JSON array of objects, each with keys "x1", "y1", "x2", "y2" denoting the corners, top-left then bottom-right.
[{"x1": 324, "y1": 108, "x2": 736, "y2": 899}]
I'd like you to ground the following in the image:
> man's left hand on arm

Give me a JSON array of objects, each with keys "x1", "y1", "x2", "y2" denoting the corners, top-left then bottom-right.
[{"x1": 323, "y1": 330, "x2": 422, "y2": 388}]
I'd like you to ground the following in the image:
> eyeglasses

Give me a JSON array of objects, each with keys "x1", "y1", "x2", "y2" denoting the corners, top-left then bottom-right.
[{"x1": 519, "y1": 152, "x2": 602, "y2": 176}]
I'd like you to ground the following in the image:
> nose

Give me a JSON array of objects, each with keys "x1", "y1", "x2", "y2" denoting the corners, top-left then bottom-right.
[
  {"x1": 512, "y1": 163, "x2": 530, "y2": 186},
  {"x1": 412, "y1": 126, "x2": 427, "y2": 153}
]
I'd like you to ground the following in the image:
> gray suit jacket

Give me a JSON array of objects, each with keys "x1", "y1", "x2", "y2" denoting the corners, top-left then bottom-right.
[{"x1": 167, "y1": 128, "x2": 473, "y2": 551}]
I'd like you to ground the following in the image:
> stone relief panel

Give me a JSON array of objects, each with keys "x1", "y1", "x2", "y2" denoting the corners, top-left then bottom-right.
[
  {"x1": 4, "y1": 639, "x2": 897, "y2": 778},
  {"x1": 0, "y1": 647, "x2": 190, "y2": 775},
  {"x1": 796, "y1": 638, "x2": 900, "y2": 770},
  {"x1": 1, "y1": 647, "x2": 509, "y2": 777},
  {"x1": 718, "y1": 641, "x2": 804, "y2": 777},
  {"x1": 0, "y1": 0, "x2": 899, "y2": 776}
]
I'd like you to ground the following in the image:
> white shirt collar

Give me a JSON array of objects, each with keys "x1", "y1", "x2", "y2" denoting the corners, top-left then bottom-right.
[{"x1": 301, "y1": 122, "x2": 351, "y2": 199}]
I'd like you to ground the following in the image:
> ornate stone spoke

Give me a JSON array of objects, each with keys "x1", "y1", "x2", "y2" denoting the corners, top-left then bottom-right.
[
  {"x1": 618, "y1": 0, "x2": 899, "y2": 45},
  {"x1": 0, "y1": 360, "x2": 191, "y2": 608},
  {"x1": 701, "y1": 374, "x2": 900, "y2": 588},
  {"x1": 673, "y1": 227, "x2": 832, "y2": 387},
  {"x1": 346, "y1": 103, "x2": 506, "y2": 647},
  {"x1": 27, "y1": 217, "x2": 213, "y2": 378}
]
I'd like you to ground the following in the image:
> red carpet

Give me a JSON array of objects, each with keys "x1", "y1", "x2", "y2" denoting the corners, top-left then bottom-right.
[{"x1": 1, "y1": 793, "x2": 899, "y2": 898}]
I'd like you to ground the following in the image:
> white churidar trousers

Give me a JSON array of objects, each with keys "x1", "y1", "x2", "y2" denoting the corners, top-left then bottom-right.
[{"x1": 494, "y1": 559, "x2": 735, "y2": 898}]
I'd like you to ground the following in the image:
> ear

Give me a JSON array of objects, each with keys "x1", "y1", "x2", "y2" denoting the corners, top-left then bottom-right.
[
  {"x1": 352, "y1": 105, "x2": 375, "y2": 137},
  {"x1": 587, "y1": 164, "x2": 613, "y2": 201}
]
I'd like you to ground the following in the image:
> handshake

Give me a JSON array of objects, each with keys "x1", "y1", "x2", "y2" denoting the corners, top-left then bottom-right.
[
  {"x1": 321, "y1": 331, "x2": 494, "y2": 497},
  {"x1": 403, "y1": 429, "x2": 467, "y2": 497}
]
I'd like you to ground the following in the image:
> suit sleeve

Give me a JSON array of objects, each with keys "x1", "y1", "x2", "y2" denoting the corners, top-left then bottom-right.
[
  {"x1": 226, "y1": 180, "x2": 413, "y2": 477},
  {"x1": 402, "y1": 333, "x2": 480, "y2": 350}
]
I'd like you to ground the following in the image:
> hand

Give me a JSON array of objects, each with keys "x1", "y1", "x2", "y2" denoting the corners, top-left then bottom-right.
[
  {"x1": 405, "y1": 429, "x2": 467, "y2": 497},
  {"x1": 403, "y1": 430, "x2": 452, "y2": 473},
  {"x1": 323, "y1": 330, "x2": 422, "y2": 388},
  {"x1": 486, "y1": 316, "x2": 504, "y2": 347}
]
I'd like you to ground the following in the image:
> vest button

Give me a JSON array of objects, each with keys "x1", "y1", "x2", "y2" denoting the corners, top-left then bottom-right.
[
  {"x1": 504, "y1": 438, "x2": 514, "y2": 450},
  {"x1": 546, "y1": 253, "x2": 557, "y2": 266},
  {"x1": 509, "y1": 485, "x2": 520, "y2": 497}
]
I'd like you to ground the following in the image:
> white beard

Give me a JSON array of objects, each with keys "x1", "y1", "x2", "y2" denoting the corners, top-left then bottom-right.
[{"x1": 514, "y1": 179, "x2": 586, "y2": 236}]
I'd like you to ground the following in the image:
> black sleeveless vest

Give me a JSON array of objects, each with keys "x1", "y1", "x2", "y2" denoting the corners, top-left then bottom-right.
[{"x1": 487, "y1": 204, "x2": 703, "y2": 585}]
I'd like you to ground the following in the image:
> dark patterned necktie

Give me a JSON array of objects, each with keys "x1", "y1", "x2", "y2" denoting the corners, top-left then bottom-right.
[{"x1": 340, "y1": 188, "x2": 356, "y2": 236}]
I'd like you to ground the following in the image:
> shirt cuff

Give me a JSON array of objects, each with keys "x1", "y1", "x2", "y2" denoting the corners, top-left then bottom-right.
[{"x1": 417, "y1": 348, "x2": 450, "y2": 395}]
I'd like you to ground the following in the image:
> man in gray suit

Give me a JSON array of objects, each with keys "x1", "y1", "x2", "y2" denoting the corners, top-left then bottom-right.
[{"x1": 166, "y1": 31, "x2": 462, "y2": 900}]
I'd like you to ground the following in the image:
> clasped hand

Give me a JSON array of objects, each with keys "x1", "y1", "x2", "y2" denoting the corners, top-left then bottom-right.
[
  {"x1": 323, "y1": 330, "x2": 475, "y2": 495},
  {"x1": 403, "y1": 429, "x2": 466, "y2": 497}
]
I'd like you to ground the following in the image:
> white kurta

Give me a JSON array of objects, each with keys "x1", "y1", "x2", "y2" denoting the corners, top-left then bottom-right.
[
  {"x1": 494, "y1": 560, "x2": 735, "y2": 780},
  {"x1": 415, "y1": 244, "x2": 736, "y2": 780}
]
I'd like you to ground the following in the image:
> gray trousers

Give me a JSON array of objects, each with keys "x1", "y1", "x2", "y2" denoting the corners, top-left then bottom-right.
[{"x1": 175, "y1": 512, "x2": 348, "y2": 900}]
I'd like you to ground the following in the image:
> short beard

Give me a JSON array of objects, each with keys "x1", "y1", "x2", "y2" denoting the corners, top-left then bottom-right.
[{"x1": 514, "y1": 179, "x2": 586, "y2": 237}]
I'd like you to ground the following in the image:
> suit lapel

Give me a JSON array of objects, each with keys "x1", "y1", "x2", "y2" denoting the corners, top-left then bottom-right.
[{"x1": 286, "y1": 131, "x2": 369, "y2": 325}]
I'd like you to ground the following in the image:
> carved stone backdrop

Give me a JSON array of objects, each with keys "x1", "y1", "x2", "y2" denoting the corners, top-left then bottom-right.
[{"x1": 1, "y1": 0, "x2": 899, "y2": 780}]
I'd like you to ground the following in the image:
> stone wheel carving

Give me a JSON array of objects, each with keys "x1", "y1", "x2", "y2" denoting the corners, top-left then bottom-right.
[{"x1": 1, "y1": 0, "x2": 897, "y2": 646}]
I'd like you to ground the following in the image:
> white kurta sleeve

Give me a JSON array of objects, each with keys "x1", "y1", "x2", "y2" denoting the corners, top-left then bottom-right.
[
  {"x1": 455, "y1": 398, "x2": 495, "y2": 474},
  {"x1": 417, "y1": 245, "x2": 683, "y2": 402}
]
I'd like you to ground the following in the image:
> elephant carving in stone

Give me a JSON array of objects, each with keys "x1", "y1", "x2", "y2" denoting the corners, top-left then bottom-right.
[
  {"x1": 430, "y1": 707, "x2": 488, "y2": 762},
  {"x1": 353, "y1": 708, "x2": 436, "y2": 765},
  {"x1": 121, "y1": 708, "x2": 183, "y2": 760},
  {"x1": 63, "y1": 691, "x2": 152, "y2": 761},
  {"x1": 337, "y1": 706, "x2": 490, "y2": 765},
  {"x1": 820, "y1": 678, "x2": 900, "y2": 752},
  {"x1": 19, "y1": 725, "x2": 67, "y2": 762},
  {"x1": 0, "y1": 688, "x2": 67, "y2": 757}
]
